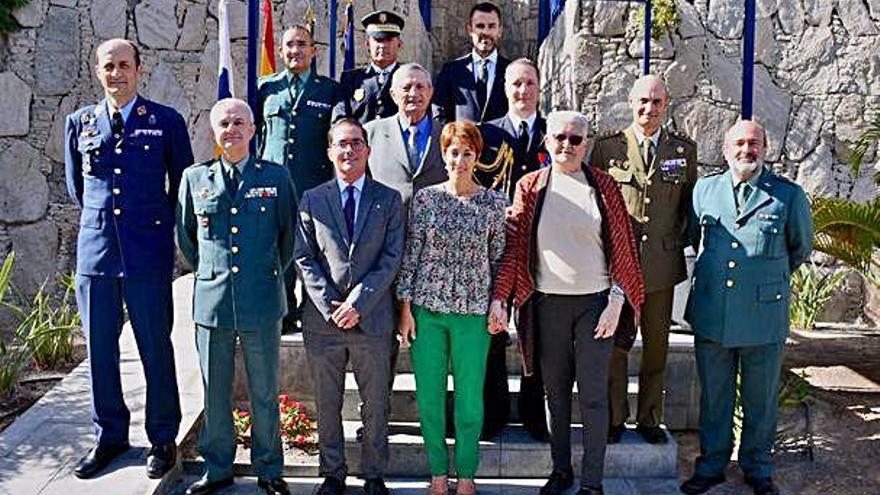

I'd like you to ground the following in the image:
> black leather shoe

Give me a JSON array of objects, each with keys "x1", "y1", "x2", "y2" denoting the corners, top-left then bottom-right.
[
  {"x1": 317, "y1": 476, "x2": 347, "y2": 495},
  {"x1": 185, "y1": 476, "x2": 234, "y2": 495},
  {"x1": 636, "y1": 425, "x2": 669, "y2": 444},
  {"x1": 258, "y1": 477, "x2": 290, "y2": 495},
  {"x1": 74, "y1": 442, "x2": 130, "y2": 479},
  {"x1": 145, "y1": 442, "x2": 176, "y2": 479},
  {"x1": 539, "y1": 469, "x2": 574, "y2": 495},
  {"x1": 745, "y1": 476, "x2": 779, "y2": 495},
  {"x1": 607, "y1": 424, "x2": 625, "y2": 444},
  {"x1": 576, "y1": 486, "x2": 604, "y2": 495},
  {"x1": 363, "y1": 478, "x2": 389, "y2": 495},
  {"x1": 679, "y1": 474, "x2": 725, "y2": 494}
]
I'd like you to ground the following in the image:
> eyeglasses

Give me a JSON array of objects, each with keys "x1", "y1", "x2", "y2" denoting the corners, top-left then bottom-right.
[
  {"x1": 552, "y1": 134, "x2": 585, "y2": 146},
  {"x1": 333, "y1": 140, "x2": 367, "y2": 152}
]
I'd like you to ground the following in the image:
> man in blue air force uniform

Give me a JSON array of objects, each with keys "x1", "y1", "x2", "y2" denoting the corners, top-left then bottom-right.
[
  {"x1": 64, "y1": 38, "x2": 190, "y2": 480},
  {"x1": 332, "y1": 10, "x2": 406, "y2": 124},
  {"x1": 177, "y1": 98, "x2": 296, "y2": 495},
  {"x1": 680, "y1": 120, "x2": 813, "y2": 495},
  {"x1": 257, "y1": 24, "x2": 341, "y2": 328}
]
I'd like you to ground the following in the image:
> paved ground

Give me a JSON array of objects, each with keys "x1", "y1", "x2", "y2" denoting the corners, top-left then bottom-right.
[{"x1": 166, "y1": 475, "x2": 683, "y2": 495}]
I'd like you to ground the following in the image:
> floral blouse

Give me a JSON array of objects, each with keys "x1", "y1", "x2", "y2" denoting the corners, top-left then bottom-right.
[{"x1": 397, "y1": 184, "x2": 508, "y2": 315}]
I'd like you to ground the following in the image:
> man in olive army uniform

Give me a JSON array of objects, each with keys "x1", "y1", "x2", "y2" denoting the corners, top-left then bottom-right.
[
  {"x1": 257, "y1": 25, "x2": 341, "y2": 328},
  {"x1": 332, "y1": 10, "x2": 405, "y2": 124},
  {"x1": 590, "y1": 75, "x2": 697, "y2": 445},
  {"x1": 177, "y1": 98, "x2": 296, "y2": 495}
]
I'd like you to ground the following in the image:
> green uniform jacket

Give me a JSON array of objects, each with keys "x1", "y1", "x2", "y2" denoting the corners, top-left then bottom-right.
[
  {"x1": 685, "y1": 168, "x2": 813, "y2": 347},
  {"x1": 591, "y1": 127, "x2": 697, "y2": 293},
  {"x1": 177, "y1": 157, "x2": 296, "y2": 329},
  {"x1": 256, "y1": 70, "x2": 341, "y2": 197}
]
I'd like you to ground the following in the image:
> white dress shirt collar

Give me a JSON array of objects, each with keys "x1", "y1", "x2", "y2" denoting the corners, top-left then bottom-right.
[
  {"x1": 508, "y1": 112, "x2": 537, "y2": 136},
  {"x1": 630, "y1": 124, "x2": 660, "y2": 148}
]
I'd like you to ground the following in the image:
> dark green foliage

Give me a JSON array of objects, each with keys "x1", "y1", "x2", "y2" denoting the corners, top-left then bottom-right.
[{"x1": 0, "y1": 0, "x2": 31, "y2": 35}]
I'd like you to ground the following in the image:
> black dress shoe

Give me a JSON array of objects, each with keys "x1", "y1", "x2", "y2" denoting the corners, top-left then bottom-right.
[
  {"x1": 524, "y1": 422, "x2": 550, "y2": 442},
  {"x1": 636, "y1": 425, "x2": 669, "y2": 444},
  {"x1": 185, "y1": 476, "x2": 234, "y2": 495},
  {"x1": 745, "y1": 476, "x2": 779, "y2": 495},
  {"x1": 576, "y1": 486, "x2": 604, "y2": 495},
  {"x1": 363, "y1": 478, "x2": 390, "y2": 495},
  {"x1": 539, "y1": 469, "x2": 574, "y2": 495},
  {"x1": 607, "y1": 424, "x2": 625, "y2": 444},
  {"x1": 679, "y1": 474, "x2": 725, "y2": 494},
  {"x1": 258, "y1": 477, "x2": 291, "y2": 495},
  {"x1": 145, "y1": 442, "x2": 176, "y2": 479},
  {"x1": 74, "y1": 442, "x2": 130, "y2": 479},
  {"x1": 317, "y1": 476, "x2": 347, "y2": 495}
]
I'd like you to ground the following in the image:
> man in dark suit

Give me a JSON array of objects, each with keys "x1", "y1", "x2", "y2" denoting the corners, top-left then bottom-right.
[
  {"x1": 433, "y1": 1, "x2": 510, "y2": 124},
  {"x1": 477, "y1": 57, "x2": 548, "y2": 441},
  {"x1": 295, "y1": 118, "x2": 405, "y2": 495},
  {"x1": 332, "y1": 10, "x2": 405, "y2": 124},
  {"x1": 257, "y1": 24, "x2": 341, "y2": 329},
  {"x1": 64, "y1": 38, "x2": 190, "y2": 480},
  {"x1": 177, "y1": 98, "x2": 295, "y2": 495}
]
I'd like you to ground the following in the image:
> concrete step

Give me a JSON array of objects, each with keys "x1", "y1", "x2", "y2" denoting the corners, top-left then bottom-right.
[
  {"x1": 183, "y1": 423, "x2": 677, "y2": 479},
  {"x1": 341, "y1": 373, "x2": 640, "y2": 423},
  {"x1": 167, "y1": 475, "x2": 683, "y2": 495}
]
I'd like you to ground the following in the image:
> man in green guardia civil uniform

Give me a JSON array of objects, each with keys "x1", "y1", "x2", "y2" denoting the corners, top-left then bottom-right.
[
  {"x1": 177, "y1": 98, "x2": 296, "y2": 495},
  {"x1": 590, "y1": 75, "x2": 697, "y2": 445},
  {"x1": 257, "y1": 24, "x2": 341, "y2": 327},
  {"x1": 680, "y1": 120, "x2": 812, "y2": 495}
]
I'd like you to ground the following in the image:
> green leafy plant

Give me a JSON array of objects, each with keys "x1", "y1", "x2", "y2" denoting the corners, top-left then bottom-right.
[
  {"x1": 629, "y1": 0, "x2": 681, "y2": 40},
  {"x1": 0, "y1": 253, "x2": 29, "y2": 398},
  {"x1": 849, "y1": 113, "x2": 880, "y2": 185},
  {"x1": 810, "y1": 196, "x2": 880, "y2": 286},
  {"x1": 789, "y1": 264, "x2": 848, "y2": 331},
  {"x1": 0, "y1": 0, "x2": 31, "y2": 35}
]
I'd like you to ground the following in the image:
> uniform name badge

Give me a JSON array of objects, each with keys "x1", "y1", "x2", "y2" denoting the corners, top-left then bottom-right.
[
  {"x1": 353, "y1": 88, "x2": 366, "y2": 102},
  {"x1": 244, "y1": 187, "x2": 278, "y2": 199}
]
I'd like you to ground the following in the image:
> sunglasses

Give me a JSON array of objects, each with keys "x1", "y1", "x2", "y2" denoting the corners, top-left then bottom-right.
[{"x1": 551, "y1": 133, "x2": 585, "y2": 146}]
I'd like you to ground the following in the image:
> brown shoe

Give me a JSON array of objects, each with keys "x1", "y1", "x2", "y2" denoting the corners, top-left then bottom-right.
[
  {"x1": 455, "y1": 478, "x2": 475, "y2": 495},
  {"x1": 429, "y1": 475, "x2": 449, "y2": 495}
]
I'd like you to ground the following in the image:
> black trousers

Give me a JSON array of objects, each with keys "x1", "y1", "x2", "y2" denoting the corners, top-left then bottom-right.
[{"x1": 536, "y1": 291, "x2": 613, "y2": 488}]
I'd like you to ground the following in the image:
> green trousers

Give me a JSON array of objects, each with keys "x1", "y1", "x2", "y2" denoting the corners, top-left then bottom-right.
[{"x1": 410, "y1": 306, "x2": 490, "y2": 477}]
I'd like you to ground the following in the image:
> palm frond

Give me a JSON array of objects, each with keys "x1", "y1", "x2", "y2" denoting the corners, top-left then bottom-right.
[{"x1": 850, "y1": 114, "x2": 880, "y2": 178}]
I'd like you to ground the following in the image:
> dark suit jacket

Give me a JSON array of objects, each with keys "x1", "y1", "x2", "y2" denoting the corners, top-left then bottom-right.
[
  {"x1": 332, "y1": 65, "x2": 399, "y2": 124},
  {"x1": 364, "y1": 115, "x2": 448, "y2": 211},
  {"x1": 478, "y1": 114, "x2": 547, "y2": 201},
  {"x1": 433, "y1": 53, "x2": 510, "y2": 124},
  {"x1": 294, "y1": 177, "x2": 405, "y2": 336},
  {"x1": 64, "y1": 96, "x2": 193, "y2": 276}
]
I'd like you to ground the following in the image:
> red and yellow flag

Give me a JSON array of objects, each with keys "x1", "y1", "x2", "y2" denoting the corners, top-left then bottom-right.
[{"x1": 259, "y1": 0, "x2": 276, "y2": 77}]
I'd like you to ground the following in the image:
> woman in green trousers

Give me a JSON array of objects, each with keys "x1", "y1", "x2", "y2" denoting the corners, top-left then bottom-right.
[{"x1": 397, "y1": 121, "x2": 508, "y2": 495}]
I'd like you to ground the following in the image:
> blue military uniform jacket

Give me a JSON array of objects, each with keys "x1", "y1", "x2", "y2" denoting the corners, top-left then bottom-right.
[
  {"x1": 685, "y1": 168, "x2": 813, "y2": 347},
  {"x1": 176, "y1": 157, "x2": 297, "y2": 330},
  {"x1": 332, "y1": 65, "x2": 399, "y2": 124},
  {"x1": 64, "y1": 96, "x2": 193, "y2": 276},
  {"x1": 257, "y1": 70, "x2": 341, "y2": 197}
]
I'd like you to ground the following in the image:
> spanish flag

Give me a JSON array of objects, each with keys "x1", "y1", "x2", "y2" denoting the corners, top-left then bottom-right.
[
  {"x1": 217, "y1": 0, "x2": 235, "y2": 99},
  {"x1": 259, "y1": 0, "x2": 276, "y2": 77}
]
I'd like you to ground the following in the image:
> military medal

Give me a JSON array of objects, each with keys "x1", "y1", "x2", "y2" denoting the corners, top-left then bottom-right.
[{"x1": 354, "y1": 88, "x2": 366, "y2": 102}]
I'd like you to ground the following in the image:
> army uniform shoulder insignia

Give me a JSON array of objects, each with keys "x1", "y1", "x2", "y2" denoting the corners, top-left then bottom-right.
[
  {"x1": 596, "y1": 130, "x2": 623, "y2": 142},
  {"x1": 704, "y1": 169, "x2": 726, "y2": 178},
  {"x1": 353, "y1": 88, "x2": 366, "y2": 102},
  {"x1": 669, "y1": 129, "x2": 696, "y2": 145}
]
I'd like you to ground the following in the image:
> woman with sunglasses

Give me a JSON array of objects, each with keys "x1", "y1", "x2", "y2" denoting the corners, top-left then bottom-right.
[
  {"x1": 489, "y1": 111, "x2": 645, "y2": 495},
  {"x1": 396, "y1": 121, "x2": 508, "y2": 495}
]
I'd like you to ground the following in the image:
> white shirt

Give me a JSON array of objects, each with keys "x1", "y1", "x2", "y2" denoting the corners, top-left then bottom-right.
[
  {"x1": 508, "y1": 112, "x2": 537, "y2": 140},
  {"x1": 630, "y1": 124, "x2": 660, "y2": 150},
  {"x1": 471, "y1": 49, "x2": 499, "y2": 98},
  {"x1": 370, "y1": 62, "x2": 398, "y2": 79},
  {"x1": 337, "y1": 175, "x2": 366, "y2": 224}
]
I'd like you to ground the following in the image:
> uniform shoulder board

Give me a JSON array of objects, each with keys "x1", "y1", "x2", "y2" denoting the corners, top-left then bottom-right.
[
  {"x1": 257, "y1": 159, "x2": 283, "y2": 168},
  {"x1": 191, "y1": 159, "x2": 215, "y2": 169},
  {"x1": 669, "y1": 129, "x2": 696, "y2": 144},
  {"x1": 771, "y1": 172, "x2": 796, "y2": 186},
  {"x1": 595, "y1": 130, "x2": 623, "y2": 142},
  {"x1": 258, "y1": 71, "x2": 285, "y2": 86}
]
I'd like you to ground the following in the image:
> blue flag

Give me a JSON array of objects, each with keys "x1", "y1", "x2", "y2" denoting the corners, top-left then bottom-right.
[
  {"x1": 538, "y1": 0, "x2": 566, "y2": 46},
  {"x1": 342, "y1": 0, "x2": 355, "y2": 72}
]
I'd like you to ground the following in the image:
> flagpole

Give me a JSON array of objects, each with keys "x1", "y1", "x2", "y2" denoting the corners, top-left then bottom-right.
[
  {"x1": 329, "y1": 0, "x2": 338, "y2": 78},
  {"x1": 247, "y1": 0, "x2": 258, "y2": 120}
]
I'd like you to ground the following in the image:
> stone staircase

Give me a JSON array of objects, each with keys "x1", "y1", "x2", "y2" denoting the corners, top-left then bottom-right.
[{"x1": 213, "y1": 330, "x2": 697, "y2": 489}]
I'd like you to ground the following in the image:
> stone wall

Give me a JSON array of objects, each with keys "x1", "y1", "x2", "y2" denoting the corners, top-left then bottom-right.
[
  {"x1": 0, "y1": 0, "x2": 876, "y2": 322},
  {"x1": 539, "y1": 0, "x2": 880, "y2": 324}
]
